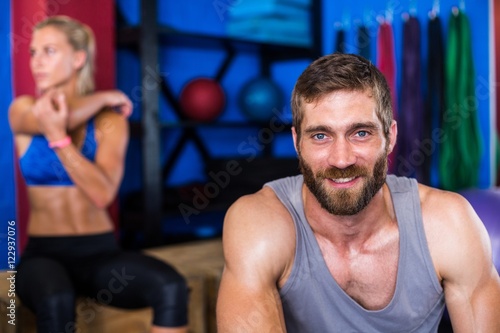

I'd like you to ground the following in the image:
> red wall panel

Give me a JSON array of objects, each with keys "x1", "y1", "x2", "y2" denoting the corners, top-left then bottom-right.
[{"x1": 11, "y1": 0, "x2": 116, "y2": 250}]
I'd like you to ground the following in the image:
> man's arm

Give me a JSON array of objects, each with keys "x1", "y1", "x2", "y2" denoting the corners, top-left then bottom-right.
[
  {"x1": 217, "y1": 188, "x2": 294, "y2": 333},
  {"x1": 431, "y1": 191, "x2": 500, "y2": 332},
  {"x1": 9, "y1": 90, "x2": 132, "y2": 135}
]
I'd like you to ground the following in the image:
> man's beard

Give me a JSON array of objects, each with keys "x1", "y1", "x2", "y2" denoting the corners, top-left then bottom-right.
[{"x1": 299, "y1": 151, "x2": 388, "y2": 216}]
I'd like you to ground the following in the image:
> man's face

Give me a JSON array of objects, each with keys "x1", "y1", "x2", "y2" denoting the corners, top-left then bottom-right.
[{"x1": 292, "y1": 90, "x2": 395, "y2": 216}]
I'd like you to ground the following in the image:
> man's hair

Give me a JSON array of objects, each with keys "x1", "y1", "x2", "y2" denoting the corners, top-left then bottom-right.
[
  {"x1": 291, "y1": 53, "x2": 393, "y2": 142},
  {"x1": 34, "y1": 15, "x2": 96, "y2": 95}
]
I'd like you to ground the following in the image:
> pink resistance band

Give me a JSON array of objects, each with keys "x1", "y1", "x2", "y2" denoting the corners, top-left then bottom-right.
[{"x1": 377, "y1": 20, "x2": 398, "y2": 174}]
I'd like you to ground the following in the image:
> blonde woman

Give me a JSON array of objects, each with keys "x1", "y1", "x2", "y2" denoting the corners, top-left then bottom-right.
[{"x1": 9, "y1": 16, "x2": 188, "y2": 333}]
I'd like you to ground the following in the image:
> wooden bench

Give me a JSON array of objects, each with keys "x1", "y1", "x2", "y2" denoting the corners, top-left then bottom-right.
[{"x1": 0, "y1": 238, "x2": 224, "y2": 333}]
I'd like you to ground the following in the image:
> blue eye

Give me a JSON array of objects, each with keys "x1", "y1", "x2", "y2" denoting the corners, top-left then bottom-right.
[
  {"x1": 356, "y1": 131, "x2": 368, "y2": 137},
  {"x1": 314, "y1": 133, "x2": 326, "y2": 140}
]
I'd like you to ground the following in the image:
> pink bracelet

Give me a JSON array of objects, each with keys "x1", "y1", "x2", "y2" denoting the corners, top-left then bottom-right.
[{"x1": 48, "y1": 136, "x2": 72, "y2": 149}]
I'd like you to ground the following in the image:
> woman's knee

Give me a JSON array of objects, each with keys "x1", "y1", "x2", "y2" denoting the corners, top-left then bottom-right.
[
  {"x1": 151, "y1": 274, "x2": 189, "y2": 327},
  {"x1": 37, "y1": 291, "x2": 76, "y2": 314},
  {"x1": 16, "y1": 256, "x2": 75, "y2": 311},
  {"x1": 157, "y1": 273, "x2": 189, "y2": 306},
  {"x1": 31, "y1": 291, "x2": 76, "y2": 333}
]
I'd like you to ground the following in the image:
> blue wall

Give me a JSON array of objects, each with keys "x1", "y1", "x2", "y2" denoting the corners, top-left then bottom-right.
[
  {"x1": 323, "y1": 0, "x2": 492, "y2": 188},
  {"x1": 0, "y1": 1, "x2": 493, "y2": 266},
  {"x1": 116, "y1": 0, "x2": 493, "y2": 195},
  {"x1": 116, "y1": 0, "x2": 308, "y2": 194},
  {"x1": 1, "y1": 1, "x2": 16, "y2": 270}
]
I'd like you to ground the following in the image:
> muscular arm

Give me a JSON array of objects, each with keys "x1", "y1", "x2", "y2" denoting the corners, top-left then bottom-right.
[
  {"x1": 9, "y1": 90, "x2": 132, "y2": 135},
  {"x1": 430, "y1": 192, "x2": 500, "y2": 332},
  {"x1": 217, "y1": 189, "x2": 294, "y2": 333}
]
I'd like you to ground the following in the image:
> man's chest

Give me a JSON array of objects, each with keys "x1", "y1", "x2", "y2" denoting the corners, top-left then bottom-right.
[{"x1": 318, "y1": 237, "x2": 400, "y2": 311}]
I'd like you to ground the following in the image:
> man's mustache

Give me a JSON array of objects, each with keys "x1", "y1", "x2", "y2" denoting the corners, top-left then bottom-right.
[{"x1": 317, "y1": 165, "x2": 369, "y2": 179}]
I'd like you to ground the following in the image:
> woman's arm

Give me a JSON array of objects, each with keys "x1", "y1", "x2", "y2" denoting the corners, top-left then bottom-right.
[
  {"x1": 54, "y1": 110, "x2": 129, "y2": 208},
  {"x1": 67, "y1": 90, "x2": 132, "y2": 128},
  {"x1": 32, "y1": 91, "x2": 129, "y2": 208},
  {"x1": 9, "y1": 89, "x2": 132, "y2": 135}
]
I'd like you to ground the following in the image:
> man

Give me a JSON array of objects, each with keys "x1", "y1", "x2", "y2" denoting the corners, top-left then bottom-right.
[{"x1": 216, "y1": 53, "x2": 500, "y2": 332}]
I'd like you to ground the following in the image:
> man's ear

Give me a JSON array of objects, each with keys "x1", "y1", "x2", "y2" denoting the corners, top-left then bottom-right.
[
  {"x1": 388, "y1": 120, "x2": 398, "y2": 153},
  {"x1": 292, "y1": 126, "x2": 299, "y2": 154},
  {"x1": 73, "y1": 50, "x2": 87, "y2": 71}
]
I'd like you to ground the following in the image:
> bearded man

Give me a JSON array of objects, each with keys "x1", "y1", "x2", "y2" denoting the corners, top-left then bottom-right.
[{"x1": 216, "y1": 53, "x2": 500, "y2": 333}]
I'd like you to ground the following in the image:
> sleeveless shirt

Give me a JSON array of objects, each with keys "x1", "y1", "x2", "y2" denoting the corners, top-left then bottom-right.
[
  {"x1": 264, "y1": 174, "x2": 445, "y2": 333},
  {"x1": 20, "y1": 119, "x2": 97, "y2": 186}
]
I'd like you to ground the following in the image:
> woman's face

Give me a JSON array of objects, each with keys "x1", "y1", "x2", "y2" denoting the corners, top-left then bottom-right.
[{"x1": 30, "y1": 26, "x2": 83, "y2": 93}]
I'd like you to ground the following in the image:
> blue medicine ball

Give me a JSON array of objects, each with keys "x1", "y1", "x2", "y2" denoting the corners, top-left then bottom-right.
[{"x1": 238, "y1": 77, "x2": 284, "y2": 122}]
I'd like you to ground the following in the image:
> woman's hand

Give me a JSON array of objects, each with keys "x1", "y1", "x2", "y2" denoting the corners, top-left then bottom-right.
[
  {"x1": 99, "y1": 90, "x2": 133, "y2": 118},
  {"x1": 32, "y1": 90, "x2": 68, "y2": 141}
]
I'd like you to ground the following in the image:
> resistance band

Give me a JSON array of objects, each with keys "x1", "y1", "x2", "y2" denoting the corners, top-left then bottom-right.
[
  {"x1": 426, "y1": 15, "x2": 445, "y2": 187},
  {"x1": 335, "y1": 28, "x2": 346, "y2": 53},
  {"x1": 376, "y1": 20, "x2": 398, "y2": 173},
  {"x1": 357, "y1": 25, "x2": 370, "y2": 60},
  {"x1": 439, "y1": 10, "x2": 483, "y2": 191},
  {"x1": 399, "y1": 15, "x2": 423, "y2": 181}
]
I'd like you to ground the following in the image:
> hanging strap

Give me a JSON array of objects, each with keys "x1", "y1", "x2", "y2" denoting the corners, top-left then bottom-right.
[
  {"x1": 440, "y1": 10, "x2": 483, "y2": 191},
  {"x1": 377, "y1": 21, "x2": 398, "y2": 173},
  {"x1": 399, "y1": 16, "x2": 423, "y2": 180}
]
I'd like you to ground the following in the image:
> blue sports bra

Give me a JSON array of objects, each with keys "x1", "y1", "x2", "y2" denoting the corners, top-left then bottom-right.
[{"x1": 19, "y1": 119, "x2": 97, "y2": 186}]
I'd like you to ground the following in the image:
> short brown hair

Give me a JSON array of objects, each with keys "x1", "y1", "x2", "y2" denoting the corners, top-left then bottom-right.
[{"x1": 291, "y1": 53, "x2": 393, "y2": 142}]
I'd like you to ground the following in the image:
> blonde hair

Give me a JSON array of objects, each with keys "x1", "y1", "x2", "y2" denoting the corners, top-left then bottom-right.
[{"x1": 34, "y1": 15, "x2": 96, "y2": 95}]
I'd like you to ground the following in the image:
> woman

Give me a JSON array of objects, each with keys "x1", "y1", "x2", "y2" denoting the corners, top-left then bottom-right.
[{"x1": 9, "y1": 16, "x2": 188, "y2": 333}]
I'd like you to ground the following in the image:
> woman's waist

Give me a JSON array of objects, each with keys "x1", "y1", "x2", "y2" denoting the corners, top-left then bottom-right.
[
  {"x1": 22, "y1": 231, "x2": 120, "y2": 259},
  {"x1": 27, "y1": 208, "x2": 114, "y2": 236},
  {"x1": 27, "y1": 185, "x2": 102, "y2": 211}
]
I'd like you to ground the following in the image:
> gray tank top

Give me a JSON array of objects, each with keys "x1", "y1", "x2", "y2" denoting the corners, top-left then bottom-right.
[{"x1": 264, "y1": 175, "x2": 445, "y2": 333}]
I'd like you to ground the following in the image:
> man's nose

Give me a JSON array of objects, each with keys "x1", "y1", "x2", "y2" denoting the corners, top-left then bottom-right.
[{"x1": 327, "y1": 138, "x2": 356, "y2": 169}]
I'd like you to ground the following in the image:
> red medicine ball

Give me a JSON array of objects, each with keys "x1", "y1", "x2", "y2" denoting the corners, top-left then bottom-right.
[{"x1": 179, "y1": 78, "x2": 225, "y2": 122}]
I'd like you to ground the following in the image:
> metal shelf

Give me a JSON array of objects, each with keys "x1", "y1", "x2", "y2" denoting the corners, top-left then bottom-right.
[{"x1": 117, "y1": 0, "x2": 322, "y2": 247}]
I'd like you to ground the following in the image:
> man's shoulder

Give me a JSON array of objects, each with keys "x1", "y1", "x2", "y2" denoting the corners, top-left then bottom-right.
[
  {"x1": 417, "y1": 182, "x2": 471, "y2": 217},
  {"x1": 222, "y1": 181, "x2": 297, "y2": 280},
  {"x1": 385, "y1": 175, "x2": 468, "y2": 216},
  {"x1": 414, "y1": 182, "x2": 488, "y2": 283},
  {"x1": 224, "y1": 180, "x2": 296, "y2": 248},
  {"x1": 227, "y1": 184, "x2": 293, "y2": 225}
]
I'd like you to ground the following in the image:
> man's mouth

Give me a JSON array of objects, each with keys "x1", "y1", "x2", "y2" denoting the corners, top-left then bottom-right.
[{"x1": 330, "y1": 177, "x2": 356, "y2": 184}]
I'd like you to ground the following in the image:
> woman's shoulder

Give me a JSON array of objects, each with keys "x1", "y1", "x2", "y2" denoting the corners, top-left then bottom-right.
[
  {"x1": 93, "y1": 108, "x2": 129, "y2": 143},
  {"x1": 9, "y1": 95, "x2": 37, "y2": 135},
  {"x1": 9, "y1": 95, "x2": 36, "y2": 112},
  {"x1": 94, "y1": 108, "x2": 128, "y2": 129},
  {"x1": 12, "y1": 94, "x2": 36, "y2": 103}
]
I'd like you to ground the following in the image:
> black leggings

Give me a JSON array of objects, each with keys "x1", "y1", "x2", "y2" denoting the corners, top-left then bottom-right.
[{"x1": 16, "y1": 232, "x2": 188, "y2": 332}]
